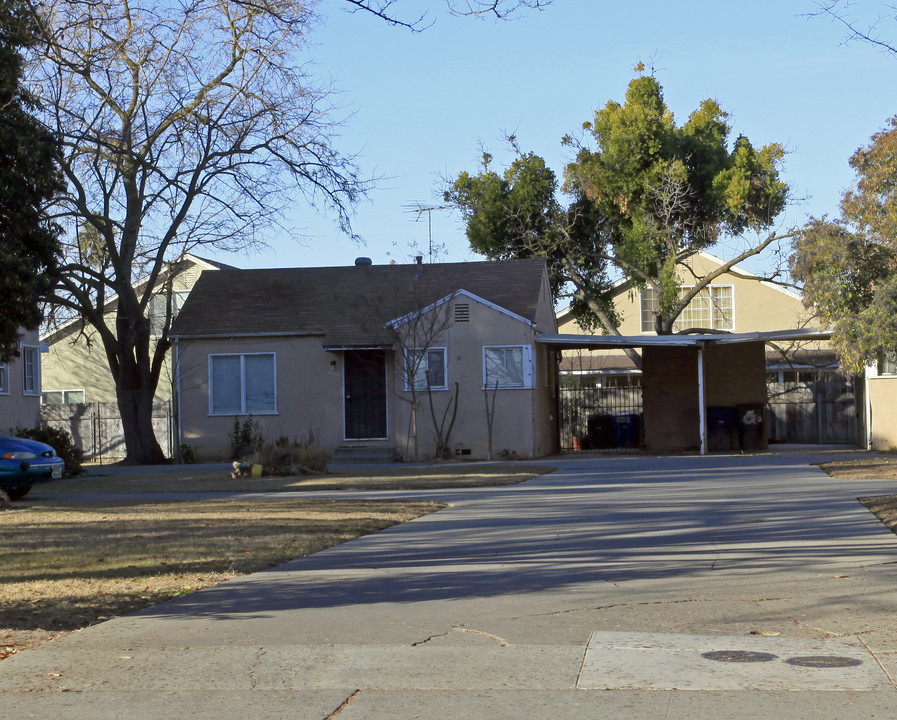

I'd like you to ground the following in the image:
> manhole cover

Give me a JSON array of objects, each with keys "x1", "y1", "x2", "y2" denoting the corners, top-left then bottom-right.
[
  {"x1": 785, "y1": 656, "x2": 863, "y2": 668},
  {"x1": 702, "y1": 650, "x2": 778, "y2": 663}
]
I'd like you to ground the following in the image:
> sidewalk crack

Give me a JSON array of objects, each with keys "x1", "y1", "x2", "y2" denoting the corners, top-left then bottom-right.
[
  {"x1": 248, "y1": 647, "x2": 267, "y2": 690},
  {"x1": 325, "y1": 689, "x2": 362, "y2": 719},
  {"x1": 412, "y1": 627, "x2": 509, "y2": 646}
]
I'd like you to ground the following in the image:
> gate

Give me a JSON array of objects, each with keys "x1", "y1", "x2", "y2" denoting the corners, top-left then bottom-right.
[
  {"x1": 766, "y1": 371, "x2": 859, "y2": 444},
  {"x1": 559, "y1": 382, "x2": 643, "y2": 453}
]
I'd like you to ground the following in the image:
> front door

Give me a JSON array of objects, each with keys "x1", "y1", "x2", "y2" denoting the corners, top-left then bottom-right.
[{"x1": 344, "y1": 350, "x2": 388, "y2": 439}]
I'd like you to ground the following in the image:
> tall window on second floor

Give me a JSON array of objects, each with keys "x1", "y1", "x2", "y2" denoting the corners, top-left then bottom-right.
[
  {"x1": 22, "y1": 345, "x2": 40, "y2": 395},
  {"x1": 0, "y1": 362, "x2": 8, "y2": 394},
  {"x1": 640, "y1": 286, "x2": 734, "y2": 333},
  {"x1": 209, "y1": 353, "x2": 276, "y2": 415},
  {"x1": 148, "y1": 290, "x2": 190, "y2": 336}
]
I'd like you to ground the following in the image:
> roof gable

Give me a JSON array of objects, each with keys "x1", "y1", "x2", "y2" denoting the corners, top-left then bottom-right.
[{"x1": 385, "y1": 289, "x2": 536, "y2": 331}]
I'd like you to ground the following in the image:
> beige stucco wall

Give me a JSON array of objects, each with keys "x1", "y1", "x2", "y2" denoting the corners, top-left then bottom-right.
[
  {"x1": 390, "y1": 296, "x2": 553, "y2": 460},
  {"x1": 868, "y1": 376, "x2": 897, "y2": 451},
  {"x1": 1, "y1": 328, "x2": 42, "y2": 431},
  {"x1": 175, "y1": 291, "x2": 559, "y2": 462},
  {"x1": 175, "y1": 334, "x2": 344, "y2": 461}
]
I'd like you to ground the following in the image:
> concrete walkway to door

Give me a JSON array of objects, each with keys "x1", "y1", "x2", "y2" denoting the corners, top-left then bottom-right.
[{"x1": 3, "y1": 449, "x2": 897, "y2": 719}]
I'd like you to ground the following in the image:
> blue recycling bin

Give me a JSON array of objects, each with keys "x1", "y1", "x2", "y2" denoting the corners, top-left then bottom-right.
[{"x1": 613, "y1": 413, "x2": 641, "y2": 448}]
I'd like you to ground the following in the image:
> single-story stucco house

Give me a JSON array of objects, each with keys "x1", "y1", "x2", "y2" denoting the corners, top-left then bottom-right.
[{"x1": 169, "y1": 258, "x2": 560, "y2": 462}]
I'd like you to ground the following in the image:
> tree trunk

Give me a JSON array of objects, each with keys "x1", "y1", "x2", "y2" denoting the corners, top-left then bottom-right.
[
  {"x1": 110, "y1": 308, "x2": 167, "y2": 464},
  {"x1": 117, "y1": 384, "x2": 166, "y2": 464}
]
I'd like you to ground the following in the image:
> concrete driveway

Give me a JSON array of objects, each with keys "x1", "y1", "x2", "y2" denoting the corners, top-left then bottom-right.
[{"x1": 3, "y1": 450, "x2": 897, "y2": 719}]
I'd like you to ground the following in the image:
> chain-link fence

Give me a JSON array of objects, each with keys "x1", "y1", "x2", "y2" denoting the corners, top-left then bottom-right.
[{"x1": 40, "y1": 401, "x2": 174, "y2": 463}]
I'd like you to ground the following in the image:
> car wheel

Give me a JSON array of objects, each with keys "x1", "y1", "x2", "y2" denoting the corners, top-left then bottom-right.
[{"x1": 6, "y1": 485, "x2": 32, "y2": 500}]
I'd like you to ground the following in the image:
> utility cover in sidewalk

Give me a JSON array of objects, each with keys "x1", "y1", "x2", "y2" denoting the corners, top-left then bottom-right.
[{"x1": 578, "y1": 632, "x2": 882, "y2": 691}]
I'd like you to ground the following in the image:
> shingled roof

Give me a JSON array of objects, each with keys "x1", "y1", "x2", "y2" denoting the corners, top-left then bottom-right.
[{"x1": 169, "y1": 258, "x2": 549, "y2": 347}]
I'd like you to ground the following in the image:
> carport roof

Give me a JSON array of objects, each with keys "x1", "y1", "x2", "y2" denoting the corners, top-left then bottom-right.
[{"x1": 535, "y1": 327, "x2": 832, "y2": 350}]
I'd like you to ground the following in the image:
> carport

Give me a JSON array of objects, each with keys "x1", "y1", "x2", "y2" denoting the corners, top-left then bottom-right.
[{"x1": 537, "y1": 328, "x2": 832, "y2": 454}]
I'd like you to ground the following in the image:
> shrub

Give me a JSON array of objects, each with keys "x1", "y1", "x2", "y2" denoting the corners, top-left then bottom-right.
[
  {"x1": 241, "y1": 433, "x2": 330, "y2": 476},
  {"x1": 229, "y1": 416, "x2": 261, "y2": 460},
  {"x1": 180, "y1": 444, "x2": 198, "y2": 464},
  {"x1": 13, "y1": 424, "x2": 85, "y2": 477}
]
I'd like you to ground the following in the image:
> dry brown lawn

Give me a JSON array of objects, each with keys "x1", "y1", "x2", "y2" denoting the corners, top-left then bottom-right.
[
  {"x1": 818, "y1": 455, "x2": 897, "y2": 482},
  {"x1": 0, "y1": 463, "x2": 550, "y2": 661},
  {"x1": 43, "y1": 463, "x2": 555, "y2": 495}
]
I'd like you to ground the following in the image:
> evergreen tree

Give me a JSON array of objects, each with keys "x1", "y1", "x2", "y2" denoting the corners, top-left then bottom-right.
[{"x1": 0, "y1": 0, "x2": 62, "y2": 361}]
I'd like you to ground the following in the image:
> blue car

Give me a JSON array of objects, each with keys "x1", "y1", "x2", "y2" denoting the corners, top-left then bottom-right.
[{"x1": 0, "y1": 435, "x2": 65, "y2": 500}]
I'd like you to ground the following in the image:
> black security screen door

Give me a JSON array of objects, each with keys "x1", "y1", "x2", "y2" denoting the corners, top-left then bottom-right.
[{"x1": 344, "y1": 350, "x2": 388, "y2": 439}]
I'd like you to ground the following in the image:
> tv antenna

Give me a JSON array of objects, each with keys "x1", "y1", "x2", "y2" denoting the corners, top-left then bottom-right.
[{"x1": 403, "y1": 202, "x2": 453, "y2": 263}]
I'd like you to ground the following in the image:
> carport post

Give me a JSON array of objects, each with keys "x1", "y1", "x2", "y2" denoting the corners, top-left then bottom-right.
[{"x1": 697, "y1": 344, "x2": 706, "y2": 455}]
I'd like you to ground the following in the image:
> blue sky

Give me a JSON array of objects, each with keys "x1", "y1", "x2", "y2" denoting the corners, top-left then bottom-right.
[{"x1": 213, "y1": 1, "x2": 896, "y2": 275}]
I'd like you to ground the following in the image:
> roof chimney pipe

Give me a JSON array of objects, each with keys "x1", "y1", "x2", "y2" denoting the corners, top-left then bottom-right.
[
  {"x1": 355, "y1": 257, "x2": 372, "y2": 267},
  {"x1": 414, "y1": 255, "x2": 423, "y2": 265}
]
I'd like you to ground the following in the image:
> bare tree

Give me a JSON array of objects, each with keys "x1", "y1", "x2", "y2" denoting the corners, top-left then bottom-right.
[
  {"x1": 344, "y1": 0, "x2": 550, "y2": 30},
  {"x1": 387, "y1": 290, "x2": 460, "y2": 460},
  {"x1": 483, "y1": 380, "x2": 498, "y2": 459},
  {"x1": 26, "y1": 0, "x2": 370, "y2": 463},
  {"x1": 809, "y1": 1, "x2": 897, "y2": 57}
]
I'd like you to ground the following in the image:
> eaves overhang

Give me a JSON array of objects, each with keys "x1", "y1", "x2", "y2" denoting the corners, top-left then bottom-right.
[{"x1": 535, "y1": 327, "x2": 833, "y2": 350}]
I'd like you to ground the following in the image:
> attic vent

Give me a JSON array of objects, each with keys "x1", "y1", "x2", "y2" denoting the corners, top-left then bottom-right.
[{"x1": 454, "y1": 303, "x2": 470, "y2": 322}]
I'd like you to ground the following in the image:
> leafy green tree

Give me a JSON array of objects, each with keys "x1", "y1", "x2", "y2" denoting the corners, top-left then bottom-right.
[
  {"x1": 0, "y1": 0, "x2": 62, "y2": 361},
  {"x1": 791, "y1": 117, "x2": 897, "y2": 371},
  {"x1": 446, "y1": 71, "x2": 790, "y2": 339}
]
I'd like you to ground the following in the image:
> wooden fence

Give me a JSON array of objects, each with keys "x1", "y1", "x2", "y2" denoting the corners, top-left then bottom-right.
[{"x1": 767, "y1": 373, "x2": 860, "y2": 445}]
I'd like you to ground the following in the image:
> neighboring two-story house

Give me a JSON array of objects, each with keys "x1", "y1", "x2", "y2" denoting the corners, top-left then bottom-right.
[
  {"x1": 555, "y1": 252, "x2": 851, "y2": 449},
  {"x1": 39, "y1": 254, "x2": 235, "y2": 460},
  {"x1": 41, "y1": 254, "x2": 235, "y2": 406}
]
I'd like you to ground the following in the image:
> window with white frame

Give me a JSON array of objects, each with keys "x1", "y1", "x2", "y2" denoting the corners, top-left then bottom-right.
[
  {"x1": 209, "y1": 353, "x2": 276, "y2": 415},
  {"x1": 484, "y1": 345, "x2": 533, "y2": 388},
  {"x1": 405, "y1": 348, "x2": 447, "y2": 391},
  {"x1": 43, "y1": 389, "x2": 86, "y2": 404},
  {"x1": 22, "y1": 345, "x2": 40, "y2": 395},
  {"x1": 0, "y1": 362, "x2": 8, "y2": 394},
  {"x1": 640, "y1": 286, "x2": 734, "y2": 333}
]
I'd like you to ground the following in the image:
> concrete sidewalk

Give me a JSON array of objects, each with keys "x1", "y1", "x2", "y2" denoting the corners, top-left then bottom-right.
[{"x1": 3, "y1": 451, "x2": 897, "y2": 718}]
